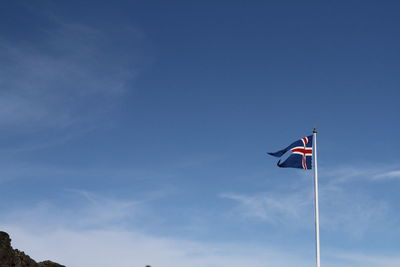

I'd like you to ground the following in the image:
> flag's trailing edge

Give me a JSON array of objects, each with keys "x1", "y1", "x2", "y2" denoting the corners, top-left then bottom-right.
[{"x1": 268, "y1": 135, "x2": 313, "y2": 169}]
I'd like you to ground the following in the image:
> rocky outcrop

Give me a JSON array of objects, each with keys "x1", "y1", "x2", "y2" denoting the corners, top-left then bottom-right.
[
  {"x1": 0, "y1": 231, "x2": 65, "y2": 267},
  {"x1": 38, "y1": 261, "x2": 64, "y2": 267}
]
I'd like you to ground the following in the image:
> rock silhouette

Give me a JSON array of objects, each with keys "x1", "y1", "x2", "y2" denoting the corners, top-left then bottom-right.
[{"x1": 0, "y1": 231, "x2": 65, "y2": 267}]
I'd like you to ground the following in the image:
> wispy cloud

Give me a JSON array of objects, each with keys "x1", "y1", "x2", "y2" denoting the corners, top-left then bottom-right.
[
  {"x1": 320, "y1": 181, "x2": 389, "y2": 236},
  {"x1": 0, "y1": 190, "x2": 311, "y2": 267},
  {"x1": 6, "y1": 226, "x2": 400, "y2": 267},
  {"x1": 1, "y1": 190, "x2": 399, "y2": 267},
  {"x1": 1, "y1": 190, "x2": 146, "y2": 231},
  {"x1": 221, "y1": 164, "x2": 394, "y2": 236},
  {"x1": 0, "y1": 16, "x2": 151, "y2": 150},
  {"x1": 320, "y1": 165, "x2": 400, "y2": 183},
  {"x1": 3, "y1": 226, "x2": 314, "y2": 267},
  {"x1": 220, "y1": 191, "x2": 310, "y2": 226},
  {"x1": 373, "y1": 170, "x2": 400, "y2": 180},
  {"x1": 329, "y1": 251, "x2": 400, "y2": 267}
]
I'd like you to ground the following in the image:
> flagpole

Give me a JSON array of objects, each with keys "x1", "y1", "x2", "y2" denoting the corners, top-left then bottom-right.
[{"x1": 313, "y1": 128, "x2": 321, "y2": 267}]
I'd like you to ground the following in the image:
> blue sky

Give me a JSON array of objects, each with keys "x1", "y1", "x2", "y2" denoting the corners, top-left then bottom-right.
[{"x1": 0, "y1": 1, "x2": 400, "y2": 266}]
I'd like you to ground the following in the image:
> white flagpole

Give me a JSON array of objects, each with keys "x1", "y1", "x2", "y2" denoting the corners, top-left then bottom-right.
[{"x1": 313, "y1": 128, "x2": 321, "y2": 267}]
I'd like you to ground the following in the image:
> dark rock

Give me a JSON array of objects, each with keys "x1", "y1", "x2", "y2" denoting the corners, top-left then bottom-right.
[
  {"x1": 0, "y1": 231, "x2": 65, "y2": 267},
  {"x1": 38, "y1": 261, "x2": 65, "y2": 267}
]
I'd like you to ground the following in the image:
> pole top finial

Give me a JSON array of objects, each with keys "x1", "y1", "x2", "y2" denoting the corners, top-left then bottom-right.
[{"x1": 313, "y1": 128, "x2": 317, "y2": 133}]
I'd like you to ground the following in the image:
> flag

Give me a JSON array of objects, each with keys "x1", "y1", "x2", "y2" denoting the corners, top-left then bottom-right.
[{"x1": 268, "y1": 135, "x2": 313, "y2": 169}]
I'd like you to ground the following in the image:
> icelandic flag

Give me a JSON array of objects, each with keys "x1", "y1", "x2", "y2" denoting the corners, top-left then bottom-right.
[{"x1": 268, "y1": 135, "x2": 313, "y2": 169}]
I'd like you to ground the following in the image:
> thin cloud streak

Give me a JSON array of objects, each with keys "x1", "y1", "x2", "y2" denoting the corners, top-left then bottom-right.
[
  {"x1": 0, "y1": 190, "x2": 312, "y2": 267},
  {"x1": 0, "y1": 18, "x2": 151, "y2": 148},
  {"x1": 373, "y1": 170, "x2": 400, "y2": 180},
  {"x1": 1, "y1": 191, "x2": 398, "y2": 267},
  {"x1": 221, "y1": 164, "x2": 393, "y2": 236},
  {"x1": 220, "y1": 191, "x2": 310, "y2": 226},
  {"x1": 320, "y1": 165, "x2": 400, "y2": 183},
  {"x1": 5, "y1": 226, "x2": 400, "y2": 267},
  {"x1": 2, "y1": 226, "x2": 313, "y2": 267}
]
